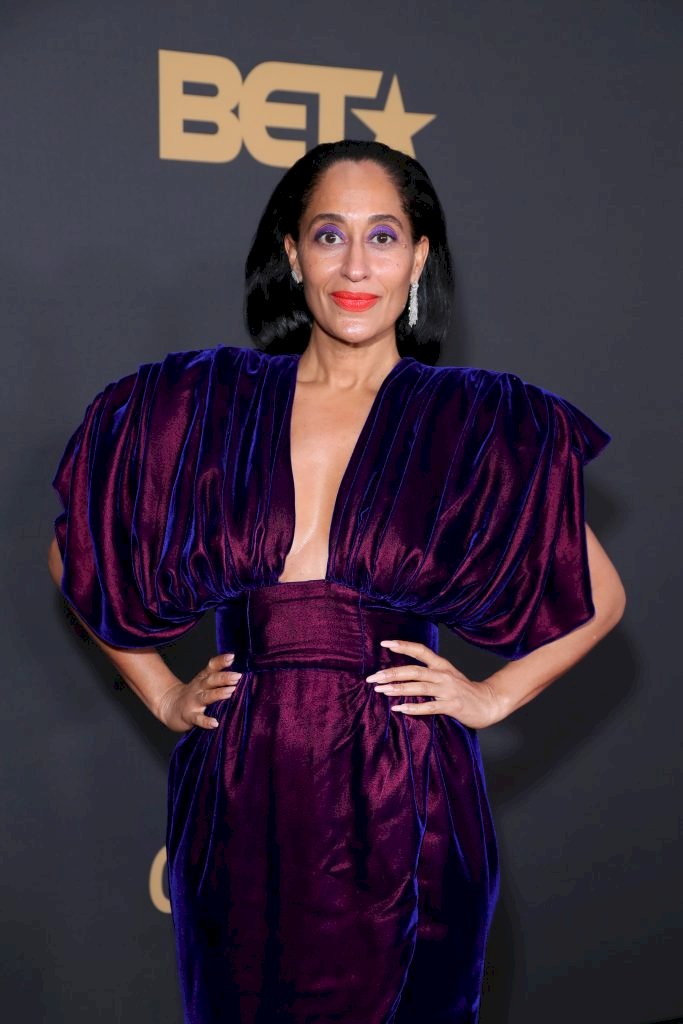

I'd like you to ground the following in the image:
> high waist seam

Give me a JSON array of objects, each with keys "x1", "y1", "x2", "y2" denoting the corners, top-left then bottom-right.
[
  {"x1": 241, "y1": 663, "x2": 367, "y2": 675},
  {"x1": 358, "y1": 589, "x2": 367, "y2": 678},
  {"x1": 243, "y1": 577, "x2": 376, "y2": 597},
  {"x1": 214, "y1": 579, "x2": 438, "y2": 675}
]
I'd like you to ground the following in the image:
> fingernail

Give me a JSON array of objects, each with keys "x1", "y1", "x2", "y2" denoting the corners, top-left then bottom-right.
[
  {"x1": 380, "y1": 640, "x2": 398, "y2": 647},
  {"x1": 225, "y1": 653, "x2": 235, "y2": 661},
  {"x1": 366, "y1": 672, "x2": 385, "y2": 682}
]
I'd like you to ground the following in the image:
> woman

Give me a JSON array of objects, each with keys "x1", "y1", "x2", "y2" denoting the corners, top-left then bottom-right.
[{"x1": 48, "y1": 140, "x2": 625, "y2": 1023}]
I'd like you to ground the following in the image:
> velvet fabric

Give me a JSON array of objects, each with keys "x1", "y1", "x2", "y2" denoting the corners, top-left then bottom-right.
[{"x1": 51, "y1": 344, "x2": 611, "y2": 1022}]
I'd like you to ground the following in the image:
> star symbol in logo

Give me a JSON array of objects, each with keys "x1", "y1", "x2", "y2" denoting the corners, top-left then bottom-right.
[{"x1": 351, "y1": 76, "x2": 436, "y2": 157}]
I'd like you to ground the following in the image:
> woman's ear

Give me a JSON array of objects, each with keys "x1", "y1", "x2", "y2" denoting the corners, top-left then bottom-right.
[
  {"x1": 283, "y1": 234, "x2": 301, "y2": 279},
  {"x1": 412, "y1": 235, "x2": 430, "y2": 281}
]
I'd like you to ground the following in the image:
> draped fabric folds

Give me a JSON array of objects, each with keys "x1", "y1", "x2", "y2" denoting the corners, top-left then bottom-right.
[
  {"x1": 52, "y1": 343, "x2": 611, "y2": 658},
  {"x1": 51, "y1": 343, "x2": 611, "y2": 1022}
]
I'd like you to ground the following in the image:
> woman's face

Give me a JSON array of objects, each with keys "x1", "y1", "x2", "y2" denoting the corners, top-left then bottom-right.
[{"x1": 284, "y1": 160, "x2": 429, "y2": 350}]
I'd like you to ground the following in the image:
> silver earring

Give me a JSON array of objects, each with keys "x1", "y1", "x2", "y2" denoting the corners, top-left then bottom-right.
[
  {"x1": 291, "y1": 269, "x2": 301, "y2": 284},
  {"x1": 408, "y1": 280, "x2": 419, "y2": 328}
]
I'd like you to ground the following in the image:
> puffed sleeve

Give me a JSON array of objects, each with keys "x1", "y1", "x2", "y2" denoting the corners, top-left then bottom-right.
[
  {"x1": 437, "y1": 373, "x2": 612, "y2": 660},
  {"x1": 51, "y1": 356, "x2": 209, "y2": 649}
]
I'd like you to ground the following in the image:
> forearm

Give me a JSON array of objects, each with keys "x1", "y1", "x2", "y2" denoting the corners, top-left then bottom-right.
[
  {"x1": 485, "y1": 576, "x2": 625, "y2": 723},
  {"x1": 84, "y1": 623, "x2": 181, "y2": 722},
  {"x1": 48, "y1": 540, "x2": 182, "y2": 721}
]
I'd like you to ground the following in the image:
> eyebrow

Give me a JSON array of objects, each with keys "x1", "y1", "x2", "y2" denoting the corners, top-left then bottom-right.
[{"x1": 309, "y1": 213, "x2": 404, "y2": 229}]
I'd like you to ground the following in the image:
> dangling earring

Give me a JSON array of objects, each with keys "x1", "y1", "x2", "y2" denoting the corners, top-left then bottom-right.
[
  {"x1": 408, "y1": 280, "x2": 419, "y2": 328},
  {"x1": 291, "y1": 268, "x2": 302, "y2": 285}
]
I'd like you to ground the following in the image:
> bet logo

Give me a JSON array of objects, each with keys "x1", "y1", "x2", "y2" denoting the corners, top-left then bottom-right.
[{"x1": 158, "y1": 49, "x2": 436, "y2": 167}]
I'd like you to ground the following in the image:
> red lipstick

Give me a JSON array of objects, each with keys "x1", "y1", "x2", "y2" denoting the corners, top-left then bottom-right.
[{"x1": 330, "y1": 291, "x2": 380, "y2": 312}]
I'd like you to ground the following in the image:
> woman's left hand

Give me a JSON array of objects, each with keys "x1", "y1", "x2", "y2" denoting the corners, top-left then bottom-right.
[{"x1": 367, "y1": 639, "x2": 503, "y2": 730}]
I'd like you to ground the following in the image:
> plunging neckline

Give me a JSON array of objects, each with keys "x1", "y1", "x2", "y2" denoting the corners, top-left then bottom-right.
[{"x1": 276, "y1": 352, "x2": 413, "y2": 586}]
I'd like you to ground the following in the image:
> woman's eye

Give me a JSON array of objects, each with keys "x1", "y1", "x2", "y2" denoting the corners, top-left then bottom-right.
[
  {"x1": 370, "y1": 230, "x2": 397, "y2": 244},
  {"x1": 315, "y1": 229, "x2": 344, "y2": 244}
]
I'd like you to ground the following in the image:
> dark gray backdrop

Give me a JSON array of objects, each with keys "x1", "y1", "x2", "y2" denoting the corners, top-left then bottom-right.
[{"x1": 2, "y1": 1, "x2": 681, "y2": 1022}]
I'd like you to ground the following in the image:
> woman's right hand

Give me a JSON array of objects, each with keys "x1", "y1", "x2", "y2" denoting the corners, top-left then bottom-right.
[{"x1": 157, "y1": 653, "x2": 242, "y2": 733}]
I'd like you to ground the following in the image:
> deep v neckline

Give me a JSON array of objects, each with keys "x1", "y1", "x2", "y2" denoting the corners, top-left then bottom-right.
[{"x1": 276, "y1": 352, "x2": 412, "y2": 586}]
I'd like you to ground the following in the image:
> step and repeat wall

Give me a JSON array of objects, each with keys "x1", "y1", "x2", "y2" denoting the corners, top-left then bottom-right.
[{"x1": 2, "y1": 1, "x2": 681, "y2": 1022}]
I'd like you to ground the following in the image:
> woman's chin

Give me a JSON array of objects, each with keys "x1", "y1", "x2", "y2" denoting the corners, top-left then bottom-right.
[{"x1": 312, "y1": 315, "x2": 396, "y2": 347}]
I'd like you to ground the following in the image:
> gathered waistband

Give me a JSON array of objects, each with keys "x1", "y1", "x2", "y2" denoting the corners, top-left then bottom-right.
[{"x1": 214, "y1": 579, "x2": 438, "y2": 675}]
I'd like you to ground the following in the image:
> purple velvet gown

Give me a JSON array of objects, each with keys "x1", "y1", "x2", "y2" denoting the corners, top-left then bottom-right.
[{"x1": 52, "y1": 344, "x2": 611, "y2": 1023}]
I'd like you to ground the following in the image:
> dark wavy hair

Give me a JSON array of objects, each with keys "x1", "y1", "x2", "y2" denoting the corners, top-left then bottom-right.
[{"x1": 244, "y1": 140, "x2": 454, "y2": 364}]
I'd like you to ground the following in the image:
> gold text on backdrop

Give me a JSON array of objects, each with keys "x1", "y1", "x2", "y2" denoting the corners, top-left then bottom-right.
[
  {"x1": 158, "y1": 49, "x2": 436, "y2": 167},
  {"x1": 149, "y1": 846, "x2": 171, "y2": 914}
]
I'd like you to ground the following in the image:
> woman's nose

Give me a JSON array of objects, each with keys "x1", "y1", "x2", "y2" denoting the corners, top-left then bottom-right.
[{"x1": 341, "y1": 237, "x2": 370, "y2": 281}]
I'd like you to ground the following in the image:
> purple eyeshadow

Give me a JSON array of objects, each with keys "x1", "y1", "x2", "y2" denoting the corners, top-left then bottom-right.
[
  {"x1": 313, "y1": 223, "x2": 399, "y2": 243},
  {"x1": 369, "y1": 225, "x2": 399, "y2": 241},
  {"x1": 314, "y1": 224, "x2": 345, "y2": 241}
]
